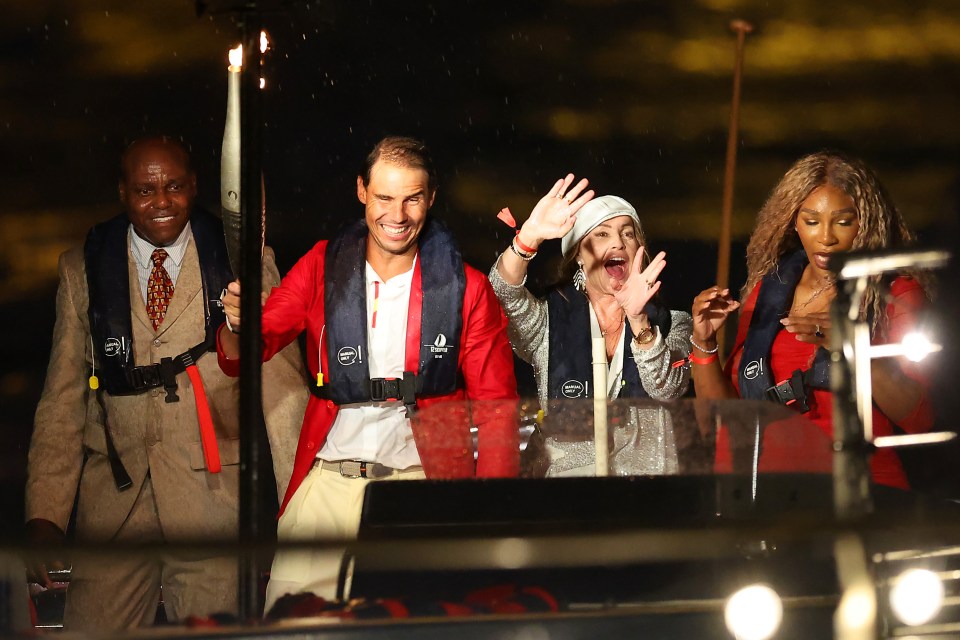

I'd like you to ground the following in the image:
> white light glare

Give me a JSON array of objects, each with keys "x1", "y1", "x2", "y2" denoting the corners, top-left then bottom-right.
[
  {"x1": 724, "y1": 584, "x2": 783, "y2": 640},
  {"x1": 228, "y1": 44, "x2": 242, "y2": 70},
  {"x1": 901, "y1": 331, "x2": 939, "y2": 363},
  {"x1": 889, "y1": 568, "x2": 943, "y2": 626}
]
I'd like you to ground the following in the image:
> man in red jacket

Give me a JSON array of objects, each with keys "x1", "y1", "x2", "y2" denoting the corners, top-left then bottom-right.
[{"x1": 218, "y1": 136, "x2": 519, "y2": 610}]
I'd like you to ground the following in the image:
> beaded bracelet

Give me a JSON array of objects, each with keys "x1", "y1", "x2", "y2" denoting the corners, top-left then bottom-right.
[{"x1": 689, "y1": 334, "x2": 719, "y2": 354}]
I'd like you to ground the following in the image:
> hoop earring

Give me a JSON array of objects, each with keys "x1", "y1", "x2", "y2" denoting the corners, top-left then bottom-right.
[{"x1": 573, "y1": 263, "x2": 586, "y2": 292}]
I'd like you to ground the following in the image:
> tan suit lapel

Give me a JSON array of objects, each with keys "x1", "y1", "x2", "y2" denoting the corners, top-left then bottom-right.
[
  {"x1": 128, "y1": 241, "x2": 154, "y2": 334},
  {"x1": 159, "y1": 237, "x2": 201, "y2": 334}
]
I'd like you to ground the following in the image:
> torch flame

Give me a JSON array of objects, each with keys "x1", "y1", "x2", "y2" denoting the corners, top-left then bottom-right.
[
  {"x1": 228, "y1": 44, "x2": 242, "y2": 71},
  {"x1": 227, "y1": 32, "x2": 270, "y2": 79}
]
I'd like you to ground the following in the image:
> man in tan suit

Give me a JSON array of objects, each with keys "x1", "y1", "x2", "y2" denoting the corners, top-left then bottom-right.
[{"x1": 25, "y1": 136, "x2": 306, "y2": 631}]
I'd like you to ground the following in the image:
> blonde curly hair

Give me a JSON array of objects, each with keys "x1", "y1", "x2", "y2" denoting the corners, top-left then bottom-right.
[{"x1": 744, "y1": 151, "x2": 921, "y2": 332}]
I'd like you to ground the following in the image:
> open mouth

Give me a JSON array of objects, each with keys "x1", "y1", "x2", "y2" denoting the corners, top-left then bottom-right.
[
  {"x1": 813, "y1": 252, "x2": 833, "y2": 269},
  {"x1": 152, "y1": 215, "x2": 176, "y2": 223},
  {"x1": 604, "y1": 256, "x2": 627, "y2": 280},
  {"x1": 381, "y1": 223, "x2": 410, "y2": 238}
]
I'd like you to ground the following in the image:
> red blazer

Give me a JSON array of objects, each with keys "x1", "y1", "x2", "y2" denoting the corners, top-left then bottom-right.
[{"x1": 219, "y1": 240, "x2": 519, "y2": 514}]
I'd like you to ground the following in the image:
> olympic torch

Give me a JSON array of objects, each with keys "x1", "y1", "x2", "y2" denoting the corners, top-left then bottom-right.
[
  {"x1": 222, "y1": 45, "x2": 243, "y2": 276},
  {"x1": 222, "y1": 34, "x2": 268, "y2": 277}
]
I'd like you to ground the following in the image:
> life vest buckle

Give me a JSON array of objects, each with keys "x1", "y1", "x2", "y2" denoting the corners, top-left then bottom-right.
[
  {"x1": 367, "y1": 372, "x2": 418, "y2": 407},
  {"x1": 765, "y1": 368, "x2": 810, "y2": 413},
  {"x1": 159, "y1": 357, "x2": 180, "y2": 403},
  {"x1": 368, "y1": 377, "x2": 398, "y2": 402}
]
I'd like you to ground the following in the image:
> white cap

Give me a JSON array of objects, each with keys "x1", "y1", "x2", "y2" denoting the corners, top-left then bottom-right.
[{"x1": 560, "y1": 195, "x2": 641, "y2": 258}]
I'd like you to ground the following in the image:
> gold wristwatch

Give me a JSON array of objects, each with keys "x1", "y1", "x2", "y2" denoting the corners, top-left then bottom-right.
[{"x1": 633, "y1": 326, "x2": 656, "y2": 346}]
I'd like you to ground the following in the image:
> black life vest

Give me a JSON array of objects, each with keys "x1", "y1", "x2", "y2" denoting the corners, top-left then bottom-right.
[
  {"x1": 737, "y1": 249, "x2": 830, "y2": 410},
  {"x1": 317, "y1": 218, "x2": 466, "y2": 406},
  {"x1": 546, "y1": 282, "x2": 673, "y2": 401},
  {"x1": 84, "y1": 209, "x2": 233, "y2": 397}
]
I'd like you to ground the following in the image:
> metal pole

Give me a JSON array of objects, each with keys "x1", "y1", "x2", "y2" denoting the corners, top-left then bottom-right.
[
  {"x1": 715, "y1": 19, "x2": 753, "y2": 356},
  {"x1": 830, "y1": 277, "x2": 873, "y2": 521},
  {"x1": 238, "y1": 12, "x2": 266, "y2": 620}
]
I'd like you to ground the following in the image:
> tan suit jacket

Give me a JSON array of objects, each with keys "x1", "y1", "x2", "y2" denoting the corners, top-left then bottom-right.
[{"x1": 26, "y1": 232, "x2": 307, "y2": 542}]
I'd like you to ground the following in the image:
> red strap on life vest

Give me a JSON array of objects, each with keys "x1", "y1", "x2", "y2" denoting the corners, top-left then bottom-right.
[
  {"x1": 404, "y1": 257, "x2": 423, "y2": 374},
  {"x1": 184, "y1": 363, "x2": 221, "y2": 473}
]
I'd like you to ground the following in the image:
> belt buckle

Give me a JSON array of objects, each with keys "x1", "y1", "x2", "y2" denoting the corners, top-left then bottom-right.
[{"x1": 339, "y1": 461, "x2": 364, "y2": 479}]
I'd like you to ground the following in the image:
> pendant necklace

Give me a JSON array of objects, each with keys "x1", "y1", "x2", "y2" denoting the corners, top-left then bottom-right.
[
  {"x1": 598, "y1": 311, "x2": 625, "y2": 337},
  {"x1": 794, "y1": 278, "x2": 834, "y2": 313}
]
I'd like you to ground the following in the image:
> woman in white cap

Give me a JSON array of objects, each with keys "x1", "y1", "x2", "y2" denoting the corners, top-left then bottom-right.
[{"x1": 488, "y1": 174, "x2": 692, "y2": 476}]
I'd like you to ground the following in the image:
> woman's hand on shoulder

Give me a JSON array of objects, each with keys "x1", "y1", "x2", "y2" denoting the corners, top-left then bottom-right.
[
  {"x1": 515, "y1": 173, "x2": 595, "y2": 249},
  {"x1": 692, "y1": 286, "x2": 740, "y2": 344}
]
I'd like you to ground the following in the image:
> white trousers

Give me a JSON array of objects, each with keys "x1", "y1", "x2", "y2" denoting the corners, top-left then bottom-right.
[{"x1": 263, "y1": 462, "x2": 425, "y2": 615}]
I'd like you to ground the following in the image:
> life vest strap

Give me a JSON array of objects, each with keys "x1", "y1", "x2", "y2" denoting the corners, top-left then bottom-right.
[
  {"x1": 122, "y1": 341, "x2": 211, "y2": 401},
  {"x1": 310, "y1": 371, "x2": 418, "y2": 409},
  {"x1": 764, "y1": 368, "x2": 814, "y2": 413}
]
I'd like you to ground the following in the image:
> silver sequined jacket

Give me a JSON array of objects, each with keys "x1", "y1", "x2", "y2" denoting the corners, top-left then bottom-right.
[{"x1": 489, "y1": 258, "x2": 692, "y2": 477}]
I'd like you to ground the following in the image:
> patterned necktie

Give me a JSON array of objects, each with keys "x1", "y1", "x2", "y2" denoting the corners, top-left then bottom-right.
[{"x1": 146, "y1": 248, "x2": 174, "y2": 331}]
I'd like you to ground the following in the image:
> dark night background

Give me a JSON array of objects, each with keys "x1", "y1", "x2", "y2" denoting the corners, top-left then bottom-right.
[{"x1": 2, "y1": 0, "x2": 959, "y2": 538}]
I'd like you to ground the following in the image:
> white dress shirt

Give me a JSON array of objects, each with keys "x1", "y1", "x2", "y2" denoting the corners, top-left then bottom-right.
[
  {"x1": 588, "y1": 303, "x2": 626, "y2": 399},
  {"x1": 317, "y1": 260, "x2": 422, "y2": 469},
  {"x1": 128, "y1": 222, "x2": 192, "y2": 304}
]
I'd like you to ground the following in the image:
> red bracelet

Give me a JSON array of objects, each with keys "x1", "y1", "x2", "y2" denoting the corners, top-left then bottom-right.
[
  {"x1": 672, "y1": 352, "x2": 720, "y2": 368},
  {"x1": 514, "y1": 233, "x2": 538, "y2": 254}
]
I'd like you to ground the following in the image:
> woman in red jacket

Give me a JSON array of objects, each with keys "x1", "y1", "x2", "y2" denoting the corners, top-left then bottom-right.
[{"x1": 690, "y1": 151, "x2": 933, "y2": 489}]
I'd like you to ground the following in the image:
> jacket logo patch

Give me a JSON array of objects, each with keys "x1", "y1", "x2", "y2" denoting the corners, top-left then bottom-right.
[
  {"x1": 104, "y1": 337, "x2": 123, "y2": 357},
  {"x1": 743, "y1": 359, "x2": 764, "y2": 380},
  {"x1": 561, "y1": 379, "x2": 587, "y2": 398},
  {"x1": 427, "y1": 333, "x2": 453, "y2": 358},
  {"x1": 337, "y1": 345, "x2": 361, "y2": 366}
]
